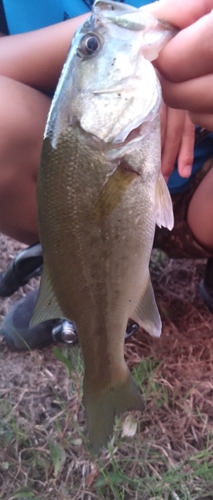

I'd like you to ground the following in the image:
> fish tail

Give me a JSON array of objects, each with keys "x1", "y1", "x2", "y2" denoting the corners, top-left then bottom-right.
[{"x1": 83, "y1": 369, "x2": 144, "y2": 453}]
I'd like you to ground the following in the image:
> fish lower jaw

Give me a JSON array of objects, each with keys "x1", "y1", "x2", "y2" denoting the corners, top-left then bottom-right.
[{"x1": 112, "y1": 117, "x2": 155, "y2": 148}]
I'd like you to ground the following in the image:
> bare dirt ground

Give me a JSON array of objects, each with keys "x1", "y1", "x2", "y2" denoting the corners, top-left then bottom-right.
[{"x1": 0, "y1": 233, "x2": 213, "y2": 500}]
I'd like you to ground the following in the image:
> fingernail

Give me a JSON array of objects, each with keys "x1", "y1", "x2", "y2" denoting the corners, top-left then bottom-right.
[{"x1": 182, "y1": 165, "x2": 191, "y2": 178}]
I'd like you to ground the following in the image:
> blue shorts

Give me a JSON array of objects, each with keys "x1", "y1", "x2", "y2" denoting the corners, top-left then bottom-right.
[
  {"x1": 1, "y1": 0, "x2": 156, "y2": 34},
  {"x1": 168, "y1": 132, "x2": 213, "y2": 194}
]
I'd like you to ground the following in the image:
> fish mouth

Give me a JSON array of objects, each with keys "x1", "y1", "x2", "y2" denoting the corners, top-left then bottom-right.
[
  {"x1": 84, "y1": 116, "x2": 156, "y2": 157},
  {"x1": 114, "y1": 121, "x2": 149, "y2": 145},
  {"x1": 112, "y1": 114, "x2": 156, "y2": 148}
]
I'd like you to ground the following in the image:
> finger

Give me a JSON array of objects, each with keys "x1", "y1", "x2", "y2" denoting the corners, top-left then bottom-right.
[
  {"x1": 155, "y1": 12, "x2": 213, "y2": 82},
  {"x1": 177, "y1": 115, "x2": 195, "y2": 178},
  {"x1": 151, "y1": 0, "x2": 213, "y2": 28},
  {"x1": 159, "y1": 74, "x2": 213, "y2": 115},
  {"x1": 189, "y1": 112, "x2": 213, "y2": 131},
  {"x1": 161, "y1": 108, "x2": 185, "y2": 178}
]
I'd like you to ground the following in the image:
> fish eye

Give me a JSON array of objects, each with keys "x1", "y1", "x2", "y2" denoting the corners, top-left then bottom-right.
[{"x1": 79, "y1": 33, "x2": 101, "y2": 56}]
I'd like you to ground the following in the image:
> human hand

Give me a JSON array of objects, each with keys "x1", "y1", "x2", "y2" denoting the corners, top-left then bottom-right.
[
  {"x1": 151, "y1": 0, "x2": 213, "y2": 30},
  {"x1": 160, "y1": 104, "x2": 195, "y2": 180},
  {"x1": 152, "y1": 0, "x2": 213, "y2": 130}
]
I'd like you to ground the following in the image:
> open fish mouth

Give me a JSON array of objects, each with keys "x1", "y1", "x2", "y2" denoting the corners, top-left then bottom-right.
[
  {"x1": 113, "y1": 119, "x2": 153, "y2": 146},
  {"x1": 81, "y1": 94, "x2": 160, "y2": 149},
  {"x1": 84, "y1": 70, "x2": 161, "y2": 146},
  {"x1": 85, "y1": 120, "x2": 152, "y2": 153},
  {"x1": 81, "y1": 115, "x2": 157, "y2": 159}
]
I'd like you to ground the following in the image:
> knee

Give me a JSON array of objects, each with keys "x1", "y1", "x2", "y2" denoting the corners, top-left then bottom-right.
[
  {"x1": 0, "y1": 76, "x2": 51, "y2": 182},
  {"x1": 0, "y1": 75, "x2": 50, "y2": 155},
  {"x1": 187, "y1": 168, "x2": 213, "y2": 251}
]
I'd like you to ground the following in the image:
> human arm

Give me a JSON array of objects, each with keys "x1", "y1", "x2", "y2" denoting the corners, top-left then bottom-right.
[{"x1": 0, "y1": 13, "x2": 89, "y2": 93}]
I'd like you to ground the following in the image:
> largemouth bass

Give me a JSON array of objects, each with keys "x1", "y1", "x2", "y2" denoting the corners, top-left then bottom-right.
[{"x1": 32, "y1": 0, "x2": 175, "y2": 452}]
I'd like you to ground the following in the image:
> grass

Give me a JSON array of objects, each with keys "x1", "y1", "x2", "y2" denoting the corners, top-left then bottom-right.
[
  {"x1": 1, "y1": 345, "x2": 213, "y2": 500},
  {"x1": 1, "y1": 252, "x2": 213, "y2": 499}
]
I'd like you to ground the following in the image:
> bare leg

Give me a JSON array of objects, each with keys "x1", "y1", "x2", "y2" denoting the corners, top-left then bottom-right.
[
  {"x1": 187, "y1": 167, "x2": 213, "y2": 252},
  {"x1": 0, "y1": 76, "x2": 51, "y2": 244}
]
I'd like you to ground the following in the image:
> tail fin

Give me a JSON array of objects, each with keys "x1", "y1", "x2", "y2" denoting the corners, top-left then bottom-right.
[{"x1": 83, "y1": 370, "x2": 144, "y2": 453}]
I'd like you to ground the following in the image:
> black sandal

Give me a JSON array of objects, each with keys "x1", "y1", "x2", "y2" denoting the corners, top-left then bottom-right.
[
  {"x1": 0, "y1": 242, "x2": 43, "y2": 297},
  {"x1": 0, "y1": 244, "x2": 139, "y2": 350},
  {"x1": 199, "y1": 257, "x2": 213, "y2": 314}
]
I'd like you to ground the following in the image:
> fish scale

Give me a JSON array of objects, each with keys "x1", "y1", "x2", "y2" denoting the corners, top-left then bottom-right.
[{"x1": 31, "y1": 0, "x2": 175, "y2": 452}]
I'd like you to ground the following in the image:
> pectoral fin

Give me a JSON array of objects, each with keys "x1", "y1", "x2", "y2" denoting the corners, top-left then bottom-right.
[
  {"x1": 92, "y1": 163, "x2": 138, "y2": 220},
  {"x1": 30, "y1": 266, "x2": 64, "y2": 326},
  {"x1": 131, "y1": 275, "x2": 162, "y2": 338},
  {"x1": 155, "y1": 173, "x2": 174, "y2": 230}
]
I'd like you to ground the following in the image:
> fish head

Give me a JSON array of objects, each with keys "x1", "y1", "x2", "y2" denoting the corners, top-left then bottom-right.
[{"x1": 47, "y1": 0, "x2": 175, "y2": 150}]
